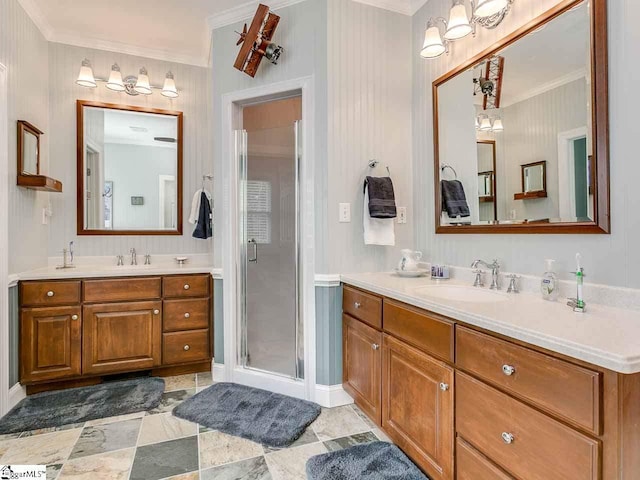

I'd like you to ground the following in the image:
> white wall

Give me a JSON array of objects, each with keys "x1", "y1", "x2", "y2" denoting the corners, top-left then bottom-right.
[
  {"x1": 1, "y1": 0, "x2": 51, "y2": 274},
  {"x1": 48, "y1": 42, "x2": 213, "y2": 258},
  {"x1": 413, "y1": 0, "x2": 640, "y2": 288}
]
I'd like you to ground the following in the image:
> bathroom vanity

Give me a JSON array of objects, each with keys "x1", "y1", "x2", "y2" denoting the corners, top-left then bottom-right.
[
  {"x1": 18, "y1": 272, "x2": 212, "y2": 392},
  {"x1": 341, "y1": 275, "x2": 640, "y2": 480}
]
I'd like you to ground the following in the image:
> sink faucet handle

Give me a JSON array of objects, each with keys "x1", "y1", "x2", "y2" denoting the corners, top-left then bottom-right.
[
  {"x1": 507, "y1": 274, "x2": 520, "y2": 294},
  {"x1": 116, "y1": 255, "x2": 124, "y2": 266},
  {"x1": 144, "y1": 254, "x2": 151, "y2": 265},
  {"x1": 473, "y1": 269, "x2": 485, "y2": 288}
]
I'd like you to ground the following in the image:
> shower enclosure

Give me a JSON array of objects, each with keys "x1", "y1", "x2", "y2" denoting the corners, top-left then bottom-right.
[{"x1": 235, "y1": 120, "x2": 303, "y2": 380}]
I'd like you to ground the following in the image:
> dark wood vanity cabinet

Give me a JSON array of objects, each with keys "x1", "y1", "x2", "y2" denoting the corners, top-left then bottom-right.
[{"x1": 19, "y1": 274, "x2": 213, "y2": 388}]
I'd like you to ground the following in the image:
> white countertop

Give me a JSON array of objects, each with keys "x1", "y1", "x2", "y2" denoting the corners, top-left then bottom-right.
[{"x1": 341, "y1": 272, "x2": 640, "y2": 374}]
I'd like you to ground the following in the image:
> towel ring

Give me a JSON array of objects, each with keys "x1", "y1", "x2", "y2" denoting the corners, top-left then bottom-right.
[
  {"x1": 368, "y1": 159, "x2": 391, "y2": 177},
  {"x1": 201, "y1": 174, "x2": 213, "y2": 190},
  {"x1": 441, "y1": 164, "x2": 458, "y2": 180}
]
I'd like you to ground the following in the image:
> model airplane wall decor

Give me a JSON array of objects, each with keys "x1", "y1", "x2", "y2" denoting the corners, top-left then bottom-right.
[{"x1": 234, "y1": 4, "x2": 283, "y2": 78}]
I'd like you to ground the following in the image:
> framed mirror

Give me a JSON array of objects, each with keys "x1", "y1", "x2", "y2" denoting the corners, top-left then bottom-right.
[
  {"x1": 77, "y1": 101, "x2": 183, "y2": 235},
  {"x1": 433, "y1": 0, "x2": 609, "y2": 233},
  {"x1": 17, "y1": 120, "x2": 43, "y2": 175}
]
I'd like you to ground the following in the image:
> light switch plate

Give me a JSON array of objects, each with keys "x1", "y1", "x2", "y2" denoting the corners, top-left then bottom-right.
[
  {"x1": 339, "y1": 203, "x2": 351, "y2": 223},
  {"x1": 398, "y1": 207, "x2": 407, "y2": 224}
]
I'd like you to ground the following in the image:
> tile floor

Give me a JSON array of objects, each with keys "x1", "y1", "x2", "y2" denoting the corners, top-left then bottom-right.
[{"x1": 0, "y1": 373, "x2": 389, "y2": 480}]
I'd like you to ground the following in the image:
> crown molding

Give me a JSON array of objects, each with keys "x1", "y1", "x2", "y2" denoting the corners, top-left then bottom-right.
[
  {"x1": 501, "y1": 68, "x2": 587, "y2": 108},
  {"x1": 207, "y1": 0, "x2": 308, "y2": 31},
  {"x1": 350, "y1": 0, "x2": 429, "y2": 16},
  {"x1": 411, "y1": 0, "x2": 430, "y2": 15},
  {"x1": 17, "y1": 0, "x2": 54, "y2": 40}
]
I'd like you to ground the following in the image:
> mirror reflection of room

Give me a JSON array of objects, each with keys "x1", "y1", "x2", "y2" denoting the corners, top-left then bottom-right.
[{"x1": 438, "y1": 1, "x2": 593, "y2": 225}]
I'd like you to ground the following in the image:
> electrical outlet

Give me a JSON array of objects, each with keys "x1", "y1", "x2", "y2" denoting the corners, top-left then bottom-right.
[
  {"x1": 339, "y1": 203, "x2": 351, "y2": 223},
  {"x1": 397, "y1": 207, "x2": 407, "y2": 224}
]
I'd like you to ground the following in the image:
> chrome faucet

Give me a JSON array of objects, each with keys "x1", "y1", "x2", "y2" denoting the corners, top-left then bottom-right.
[
  {"x1": 471, "y1": 259, "x2": 500, "y2": 290},
  {"x1": 130, "y1": 248, "x2": 137, "y2": 266}
]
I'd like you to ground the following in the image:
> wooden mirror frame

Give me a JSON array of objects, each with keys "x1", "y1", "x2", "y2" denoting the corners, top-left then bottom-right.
[
  {"x1": 516, "y1": 161, "x2": 547, "y2": 200},
  {"x1": 433, "y1": 0, "x2": 610, "y2": 234},
  {"x1": 76, "y1": 100, "x2": 184, "y2": 236},
  {"x1": 17, "y1": 120, "x2": 43, "y2": 175}
]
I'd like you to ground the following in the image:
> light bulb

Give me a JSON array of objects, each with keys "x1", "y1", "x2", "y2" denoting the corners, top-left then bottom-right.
[
  {"x1": 474, "y1": 0, "x2": 509, "y2": 18},
  {"x1": 106, "y1": 63, "x2": 125, "y2": 92},
  {"x1": 134, "y1": 67, "x2": 152, "y2": 95},
  {"x1": 76, "y1": 59, "x2": 97, "y2": 88},
  {"x1": 161, "y1": 71, "x2": 178, "y2": 98},
  {"x1": 445, "y1": 2, "x2": 472, "y2": 40},
  {"x1": 420, "y1": 23, "x2": 446, "y2": 59}
]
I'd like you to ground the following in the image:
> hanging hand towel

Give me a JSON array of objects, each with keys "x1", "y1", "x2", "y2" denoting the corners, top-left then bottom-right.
[
  {"x1": 363, "y1": 184, "x2": 395, "y2": 246},
  {"x1": 365, "y1": 176, "x2": 397, "y2": 218},
  {"x1": 441, "y1": 180, "x2": 470, "y2": 218},
  {"x1": 189, "y1": 189, "x2": 212, "y2": 225},
  {"x1": 193, "y1": 191, "x2": 213, "y2": 239}
]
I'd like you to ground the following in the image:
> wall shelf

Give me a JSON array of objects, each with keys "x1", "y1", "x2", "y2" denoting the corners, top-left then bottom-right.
[
  {"x1": 17, "y1": 174, "x2": 63, "y2": 193},
  {"x1": 514, "y1": 191, "x2": 547, "y2": 201}
]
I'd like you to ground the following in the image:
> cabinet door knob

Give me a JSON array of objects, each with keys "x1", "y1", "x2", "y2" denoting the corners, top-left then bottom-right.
[
  {"x1": 183, "y1": 344, "x2": 190, "y2": 351},
  {"x1": 502, "y1": 432, "x2": 515, "y2": 444},
  {"x1": 153, "y1": 309, "x2": 160, "y2": 315},
  {"x1": 184, "y1": 313, "x2": 190, "y2": 318},
  {"x1": 47, "y1": 291, "x2": 54, "y2": 297},
  {"x1": 439, "y1": 382, "x2": 450, "y2": 391},
  {"x1": 183, "y1": 284, "x2": 190, "y2": 290},
  {"x1": 371, "y1": 343, "x2": 380, "y2": 350},
  {"x1": 71, "y1": 315, "x2": 78, "y2": 320},
  {"x1": 502, "y1": 364, "x2": 516, "y2": 376},
  {"x1": 354, "y1": 302, "x2": 361, "y2": 309}
]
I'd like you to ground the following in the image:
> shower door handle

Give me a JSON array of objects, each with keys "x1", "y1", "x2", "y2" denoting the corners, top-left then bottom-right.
[{"x1": 248, "y1": 239, "x2": 258, "y2": 263}]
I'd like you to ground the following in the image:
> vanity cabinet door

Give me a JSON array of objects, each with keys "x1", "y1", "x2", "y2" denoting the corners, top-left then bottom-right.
[
  {"x1": 20, "y1": 306, "x2": 82, "y2": 383},
  {"x1": 82, "y1": 301, "x2": 162, "y2": 375},
  {"x1": 343, "y1": 314, "x2": 382, "y2": 425},
  {"x1": 382, "y1": 334, "x2": 454, "y2": 480}
]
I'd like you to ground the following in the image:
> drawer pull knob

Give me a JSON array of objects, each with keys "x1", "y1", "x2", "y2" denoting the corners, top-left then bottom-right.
[
  {"x1": 354, "y1": 302, "x2": 361, "y2": 309},
  {"x1": 502, "y1": 432, "x2": 515, "y2": 444},
  {"x1": 183, "y1": 344, "x2": 190, "y2": 351},
  {"x1": 184, "y1": 284, "x2": 190, "y2": 290},
  {"x1": 184, "y1": 313, "x2": 190, "y2": 318},
  {"x1": 439, "y1": 382, "x2": 449, "y2": 391},
  {"x1": 502, "y1": 365, "x2": 516, "y2": 376},
  {"x1": 71, "y1": 315, "x2": 78, "y2": 320},
  {"x1": 47, "y1": 291, "x2": 54, "y2": 297},
  {"x1": 153, "y1": 309, "x2": 160, "y2": 315},
  {"x1": 372, "y1": 343, "x2": 380, "y2": 350}
]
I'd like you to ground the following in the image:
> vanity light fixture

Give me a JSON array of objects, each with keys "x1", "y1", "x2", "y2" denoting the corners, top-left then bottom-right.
[
  {"x1": 476, "y1": 114, "x2": 503, "y2": 132},
  {"x1": 75, "y1": 60, "x2": 179, "y2": 98},
  {"x1": 420, "y1": 0, "x2": 515, "y2": 59},
  {"x1": 492, "y1": 117, "x2": 504, "y2": 132}
]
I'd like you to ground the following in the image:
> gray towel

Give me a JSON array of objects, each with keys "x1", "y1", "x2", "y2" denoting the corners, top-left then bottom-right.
[
  {"x1": 441, "y1": 180, "x2": 470, "y2": 217},
  {"x1": 364, "y1": 176, "x2": 397, "y2": 219},
  {"x1": 193, "y1": 191, "x2": 213, "y2": 239}
]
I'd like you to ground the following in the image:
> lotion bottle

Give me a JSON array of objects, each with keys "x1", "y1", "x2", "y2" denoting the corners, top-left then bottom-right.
[{"x1": 540, "y1": 259, "x2": 558, "y2": 301}]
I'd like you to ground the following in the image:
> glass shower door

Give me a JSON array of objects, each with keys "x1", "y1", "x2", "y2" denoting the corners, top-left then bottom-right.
[{"x1": 237, "y1": 122, "x2": 302, "y2": 379}]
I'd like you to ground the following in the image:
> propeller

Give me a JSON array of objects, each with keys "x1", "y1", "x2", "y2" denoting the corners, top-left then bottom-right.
[{"x1": 236, "y1": 23, "x2": 248, "y2": 46}]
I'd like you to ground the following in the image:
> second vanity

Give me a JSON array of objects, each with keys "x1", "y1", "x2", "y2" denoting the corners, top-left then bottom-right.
[{"x1": 341, "y1": 273, "x2": 640, "y2": 480}]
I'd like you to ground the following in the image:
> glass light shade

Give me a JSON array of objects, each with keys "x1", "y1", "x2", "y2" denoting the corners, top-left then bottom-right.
[
  {"x1": 420, "y1": 25, "x2": 446, "y2": 58},
  {"x1": 76, "y1": 59, "x2": 96, "y2": 88},
  {"x1": 474, "y1": 0, "x2": 508, "y2": 18},
  {"x1": 479, "y1": 117, "x2": 493, "y2": 131},
  {"x1": 492, "y1": 118, "x2": 504, "y2": 131},
  {"x1": 475, "y1": 116, "x2": 480, "y2": 129},
  {"x1": 444, "y1": 3, "x2": 472, "y2": 40},
  {"x1": 134, "y1": 67, "x2": 152, "y2": 95},
  {"x1": 161, "y1": 72, "x2": 178, "y2": 98},
  {"x1": 106, "y1": 64, "x2": 125, "y2": 92}
]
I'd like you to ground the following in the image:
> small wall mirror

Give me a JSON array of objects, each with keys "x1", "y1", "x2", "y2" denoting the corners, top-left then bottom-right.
[
  {"x1": 433, "y1": 0, "x2": 609, "y2": 233},
  {"x1": 77, "y1": 101, "x2": 183, "y2": 235},
  {"x1": 18, "y1": 120, "x2": 43, "y2": 175}
]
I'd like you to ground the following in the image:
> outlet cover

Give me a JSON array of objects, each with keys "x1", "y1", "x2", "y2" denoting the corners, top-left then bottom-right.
[
  {"x1": 339, "y1": 203, "x2": 351, "y2": 223},
  {"x1": 398, "y1": 207, "x2": 407, "y2": 224}
]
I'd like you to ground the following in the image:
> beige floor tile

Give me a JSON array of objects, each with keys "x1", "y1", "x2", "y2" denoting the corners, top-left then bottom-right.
[
  {"x1": 350, "y1": 404, "x2": 377, "y2": 429},
  {"x1": 310, "y1": 406, "x2": 370, "y2": 441},
  {"x1": 0, "y1": 428, "x2": 82, "y2": 465},
  {"x1": 199, "y1": 430, "x2": 264, "y2": 469},
  {"x1": 265, "y1": 442, "x2": 327, "y2": 480},
  {"x1": 161, "y1": 472, "x2": 200, "y2": 480},
  {"x1": 137, "y1": 413, "x2": 198, "y2": 446},
  {"x1": 163, "y1": 374, "x2": 197, "y2": 392},
  {"x1": 196, "y1": 372, "x2": 213, "y2": 387},
  {"x1": 85, "y1": 411, "x2": 146, "y2": 427},
  {"x1": 372, "y1": 428, "x2": 392, "y2": 442},
  {"x1": 57, "y1": 448, "x2": 135, "y2": 480}
]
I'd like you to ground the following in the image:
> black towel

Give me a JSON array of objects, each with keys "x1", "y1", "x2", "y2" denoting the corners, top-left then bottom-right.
[
  {"x1": 364, "y1": 176, "x2": 397, "y2": 219},
  {"x1": 193, "y1": 191, "x2": 213, "y2": 239},
  {"x1": 441, "y1": 180, "x2": 470, "y2": 218}
]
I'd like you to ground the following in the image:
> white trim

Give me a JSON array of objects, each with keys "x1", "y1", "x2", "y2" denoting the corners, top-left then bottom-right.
[
  {"x1": 207, "y1": 0, "x2": 309, "y2": 31},
  {"x1": 8, "y1": 384, "x2": 26, "y2": 410},
  {"x1": 8, "y1": 275, "x2": 19, "y2": 288},
  {"x1": 211, "y1": 268, "x2": 224, "y2": 280},
  {"x1": 314, "y1": 384, "x2": 354, "y2": 408},
  {"x1": 314, "y1": 274, "x2": 341, "y2": 288},
  {"x1": 351, "y1": 0, "x2": 412, "y2": 15},
  {"x1": 212, "y1": 362, "x2": 226, "y2": 382},
  {"x1": 411, "y1": 0, "x2": 430, "y2": 15},
  {"x1": 502, "y1": 69, "x2": 587, "y2": 108},
  {"x1": 222, "y1": 76, "x2": 316, "y2": 402},
  {"x1": 558, "y1": 127, "x2": 589, "y2": 220},
  {"x1": 16, "y1": 0, "x2": 54, "y2": 39},
  {"x1": 0, "y1": 63, "x2": 9, "y2": 416}
]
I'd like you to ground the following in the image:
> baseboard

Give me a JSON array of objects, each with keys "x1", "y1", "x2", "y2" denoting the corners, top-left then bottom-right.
[
  {"x1": 212, "y1": 363, "x2": 226, "y2": 382},
  {"x1": 314, "y1": 384, "x2": 353, "y2": 408},
  {"x1": 9, "y1": 383, "x2": 26, "y2": 408}
]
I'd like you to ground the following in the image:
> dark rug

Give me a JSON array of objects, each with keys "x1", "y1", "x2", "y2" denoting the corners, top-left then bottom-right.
[
  {"x1": 173, "y1": 382, "x2": 321, "y2": 448},
  {"x1": 306, "y1": 441, "x2": 429, "y2": 480},
  {"x1": 0, "y1": 377, "x2": 165, "y2": 434}
]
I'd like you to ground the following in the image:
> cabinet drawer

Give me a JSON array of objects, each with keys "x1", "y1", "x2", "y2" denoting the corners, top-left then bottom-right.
[
  {"x1": 21, "y1": 281, "x2": 81, "y2": 307},
  {"x1": 383, "y1": 299, "x2": 454, "y2": 362},
  {"x1": 456, "y1": 327, "x2": 601, "y2": 434},
  {"x1": 457, "y1": 437, "x2": 514, "y2": 480},
  {"x1": 163, "y1": 329, "x2": 210, "y2": 365},
  {"x1": 84, "y1": 277, "x2": 161, "y2": 303},
  {"x1": 456, "y1": 372, "x2": 600, "y2": 480},
  {"x1": 343, "y1": 286, "x2": 382, "y2": 329},
  {"x1": 164, "y1": 298, "x2": 210, "y2": 332},
  {"x1": 164, "y1": 275, "x2": 210, "y2": 298}
]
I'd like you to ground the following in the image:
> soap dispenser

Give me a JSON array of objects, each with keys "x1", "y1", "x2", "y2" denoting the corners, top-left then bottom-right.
[{"x1": 540, "y1": 259, "x2": 558, "y2": 301}]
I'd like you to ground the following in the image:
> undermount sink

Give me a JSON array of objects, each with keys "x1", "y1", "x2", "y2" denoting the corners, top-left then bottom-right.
[{"x1": 412, "y1": 284, "x2": 509, "y2": 303}]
